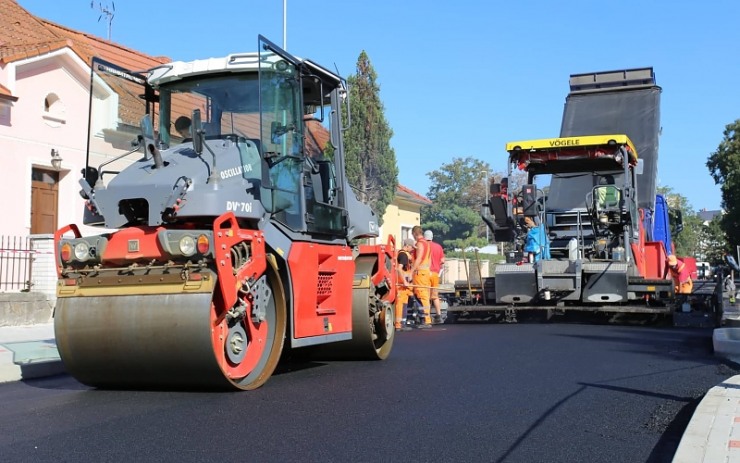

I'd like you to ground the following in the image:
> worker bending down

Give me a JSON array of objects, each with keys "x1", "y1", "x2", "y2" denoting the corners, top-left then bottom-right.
[
  {"x1": 394, "y1": 239, "x2": 415, "y2": 332},
  {"x1": 666, "y1": 254, "x2": 693, "y2": 294}
]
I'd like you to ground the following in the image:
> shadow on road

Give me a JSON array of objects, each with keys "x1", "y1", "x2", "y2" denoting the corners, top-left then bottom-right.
[
  {"x1": 495, "y1": 385, "x2": 588, "y2": 463},
  {"x1": 646, "y1": 398, "x2": 702, "y2": 463},
  {"x1": 496, "y1": 379, "x2": 704, "y2": 463}
]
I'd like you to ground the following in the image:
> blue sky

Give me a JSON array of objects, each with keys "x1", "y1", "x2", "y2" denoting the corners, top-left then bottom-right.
[{"x1": 19, "y1": 0, "x2": 740, "y2": 211}]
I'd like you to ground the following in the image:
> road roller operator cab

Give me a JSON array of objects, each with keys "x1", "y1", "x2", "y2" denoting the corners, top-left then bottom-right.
[{"x1": 53, "y1": 36, "x2": 397, "y2": 391}]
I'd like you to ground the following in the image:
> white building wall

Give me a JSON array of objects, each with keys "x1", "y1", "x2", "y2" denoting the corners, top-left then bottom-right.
[
  {"x1": 442, "y1": 258, "x2": 490, "y2": 285},
  {"x1": 29, "y1": 234, "x2": 56, "y2": 301}
]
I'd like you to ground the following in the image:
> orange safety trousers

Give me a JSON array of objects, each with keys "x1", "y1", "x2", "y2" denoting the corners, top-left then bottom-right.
[
  {"x1": 413, "y1": 269, "x2": 432, "y2": 323},
  {"x1": 675, "y1": 280, "x2": 693, "y2": 294},
  {"x1": 395, "y1": 286, "x2": 413, "y2": 328},
  {"x1": 429, "y1": 272, "x2": 440, "y2": 299}
]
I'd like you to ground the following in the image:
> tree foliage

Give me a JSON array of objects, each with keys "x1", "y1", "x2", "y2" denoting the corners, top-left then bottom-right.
[
  {"x1": 657, "y1": 186, "x2": 698, "y2": 257},
  {"x1": 707, "y1": 119, "x2": 740, "y2": 251},
  {"x1": 422, "y1": 157, "x2": 498, "y2": 249},
  {"x1": 342, "y1": 51, "x2": 398, "y2": 224},
  {"x1": 699, "y1": 216, "x2": 728, "y2": 264},
  {"x1": 657, "y1": 186, "x2": 727, "y2": 262},
  {"x1": 657, "y1": 186, "x2": 693, "y2": 214},
  {"x1": 673, "y1": 214, "x2": 703, "y2": 257}
]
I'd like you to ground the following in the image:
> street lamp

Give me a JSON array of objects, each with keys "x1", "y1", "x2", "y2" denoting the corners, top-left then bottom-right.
[
  {"x1": 480, "y1": 170, "x2": 490, "y2": 245},
  {"x1": 50, "y1": 148, "x2": 63, "y2": 170},
  {"x1": 481, "y1": 170, "x2": 489, "y2": 243}
]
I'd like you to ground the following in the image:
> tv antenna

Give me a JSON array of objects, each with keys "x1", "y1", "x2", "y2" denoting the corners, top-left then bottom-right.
[{"x1": 91, "y1": 1, "x2": 115, "y2": 40}]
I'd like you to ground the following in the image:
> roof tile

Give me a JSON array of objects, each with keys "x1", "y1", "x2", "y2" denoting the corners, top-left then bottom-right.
[
  {"x1": 0, "y1": 0, "x2": 170, "y2": 68},
  {"x1": 0, "y1": 0, "x2": 59, "y2": 50},
  {"x1": 397, "y1": 184, "x2": 432, "y2": 205}
]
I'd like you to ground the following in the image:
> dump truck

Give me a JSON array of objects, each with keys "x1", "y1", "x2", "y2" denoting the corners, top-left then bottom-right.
[
  {"x1": 448, "y1": 68, "x2": 723, "y2": 324},
  {"x1": 53, "y1": 36, "x2": 397, "y2": 390}
]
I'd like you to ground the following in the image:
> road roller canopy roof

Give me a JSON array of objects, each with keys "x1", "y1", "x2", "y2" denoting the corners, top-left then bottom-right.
[
  {"x1": 147, "y1": 52, "x2": 342, "y2": 89},
  {"x1": 505, "y1": 134, "x2": 638, "y2": 175}
]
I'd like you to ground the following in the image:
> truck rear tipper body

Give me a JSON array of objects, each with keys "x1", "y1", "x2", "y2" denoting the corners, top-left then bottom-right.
[{"x1": 447, "y1": 68, "x2": 721, "y2": 323}]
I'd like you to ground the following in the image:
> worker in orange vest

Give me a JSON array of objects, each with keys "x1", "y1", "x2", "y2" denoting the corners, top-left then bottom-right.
[
  {"x1": 666, "y1": 254, "x2": 693, "y2": 294},
  {"x1": 394, "y1": 238, "x2": 415, "y2": 331},
  {"x1": 410, "y1": 225, "x2": 433, "y2": 328}
]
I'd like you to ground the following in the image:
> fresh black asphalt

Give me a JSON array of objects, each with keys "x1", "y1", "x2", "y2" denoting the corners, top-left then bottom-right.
[{"x1": 0, "y1": 322, "x2": 735, "y2": 462}]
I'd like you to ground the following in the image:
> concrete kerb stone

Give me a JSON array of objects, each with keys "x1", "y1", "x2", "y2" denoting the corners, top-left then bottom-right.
[
  {"x1": 672, "y1": 329, "x2": 740, "y2": 462},
  {"x1": 713, "y1": 328, "x2": 740, "y2": 363},
  {"x1": 673, "y1": 375, "x2": 740, "y2": 463},
  {"x1": 0, "y1": 322, "x2": 63, "y2": 383},
  {"x1": 0, "y1": 357, "x2": 65, "y2": 383}
]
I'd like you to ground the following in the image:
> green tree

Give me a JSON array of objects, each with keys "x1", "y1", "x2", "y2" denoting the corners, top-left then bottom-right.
[
  {"x1": 342, "y1": 51, "x2": 398, "y2": 224},
  {"x1": 699, "y1": 216, "x2": 728, "y2": 264},
  {"x1": 658, "y1": 186, "x2": 699, "y2": 257},
  {"x1": 673, "y1": 214, "x2": 702, "y2": 257},
  {"x1": 422, "y1": 157, "x2": 496, "y2": 249},
  {"x1": 707, "y1": 119, "x2": 740, "y2": 251}
]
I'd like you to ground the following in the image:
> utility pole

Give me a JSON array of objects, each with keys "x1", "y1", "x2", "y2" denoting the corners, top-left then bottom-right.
[
  {"x1": 482, "y1": 170, "x2": 489, "y2": 243},
  {"x1": 283, "y1": 0, "x2": 287, "y2": 50}
]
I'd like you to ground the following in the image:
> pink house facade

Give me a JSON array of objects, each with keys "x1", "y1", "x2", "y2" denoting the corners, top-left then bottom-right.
[
  {"x1": 0, "y1": 0, "x2": 169, "y2": 243},
  {"x1": 0, "y1": 1, "x2": 169, "y2": 300},
  {"x1": 1, "y1": 1, "x2": 170, "y2": 242},
  {"x1": 0, "y1": 46, "x2": 91, "y2": 237}
]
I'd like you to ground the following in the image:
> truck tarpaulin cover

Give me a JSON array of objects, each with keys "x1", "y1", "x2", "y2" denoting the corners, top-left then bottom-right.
[{"x1": 559, "y1": 87, "x2": 661, "y2": 211}]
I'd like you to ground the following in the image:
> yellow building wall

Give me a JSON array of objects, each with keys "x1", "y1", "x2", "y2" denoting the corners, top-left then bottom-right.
[{"x1": 380, "y1": 199, "x2": 423, "y2": 245}]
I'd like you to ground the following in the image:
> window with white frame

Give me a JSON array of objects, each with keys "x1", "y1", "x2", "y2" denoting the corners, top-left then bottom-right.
[{"x1": 43, "y1": 92, "x2": 66, "y2": 127}]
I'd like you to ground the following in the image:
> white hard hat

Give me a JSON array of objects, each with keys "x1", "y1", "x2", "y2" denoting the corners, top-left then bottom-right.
[{"x1": 424, "y1": 230, "x2": 433, "y2": 240}]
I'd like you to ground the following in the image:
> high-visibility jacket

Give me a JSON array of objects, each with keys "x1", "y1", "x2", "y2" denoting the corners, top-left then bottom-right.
[
  {"x1": 669, "y1": 260, "x2": 693, "y2": 294},
  {"x1": 596, "y1": 185, "x2": 620, "y2": 209},
  {"x1": 415, "y1": 238, "x2": 431, "y2": 270},
  {"x1": 397, "y1": 249, "x2": 413, "y2": 286},
  {"x1": 395, "y1": 249, "x2": 415, "y2": 326}
]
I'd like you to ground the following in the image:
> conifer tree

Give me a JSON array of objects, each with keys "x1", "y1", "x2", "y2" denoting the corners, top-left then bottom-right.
[{"x1": 343, "y1": 51, "x2": 398, "y2": 224}]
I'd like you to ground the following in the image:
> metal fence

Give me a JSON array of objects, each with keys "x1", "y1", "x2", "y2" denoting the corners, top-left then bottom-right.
[{"x1": 0, "y1": 235, "x2": 33, "y2": 292}]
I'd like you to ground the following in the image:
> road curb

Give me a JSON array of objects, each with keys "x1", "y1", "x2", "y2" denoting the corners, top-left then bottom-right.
[
  {"x1": 672, "y1": 375, "x2": 740, "y2": 462},
  {"x1": 0, "y1": 359, "x2": 66, "y2": 383},
  {"x1": 713, "y1": 328, "x2": 740, "y2": 363}
]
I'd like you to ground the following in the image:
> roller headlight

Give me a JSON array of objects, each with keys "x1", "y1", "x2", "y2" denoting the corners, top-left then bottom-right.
[
  {"x1": 74, "y1": 242, "x2": 90, "y2": 261},
  {"x1": 179, "y1": 235, "x2": 196, "y2": 256},
  {"x1": 158, "y1": 230, "x2": 212, "y2": 258}
]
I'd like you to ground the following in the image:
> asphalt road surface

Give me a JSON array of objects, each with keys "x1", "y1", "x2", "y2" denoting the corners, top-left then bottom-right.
[{"x1": 0, "y1": 322, "x2": 736, "y2": 463}]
